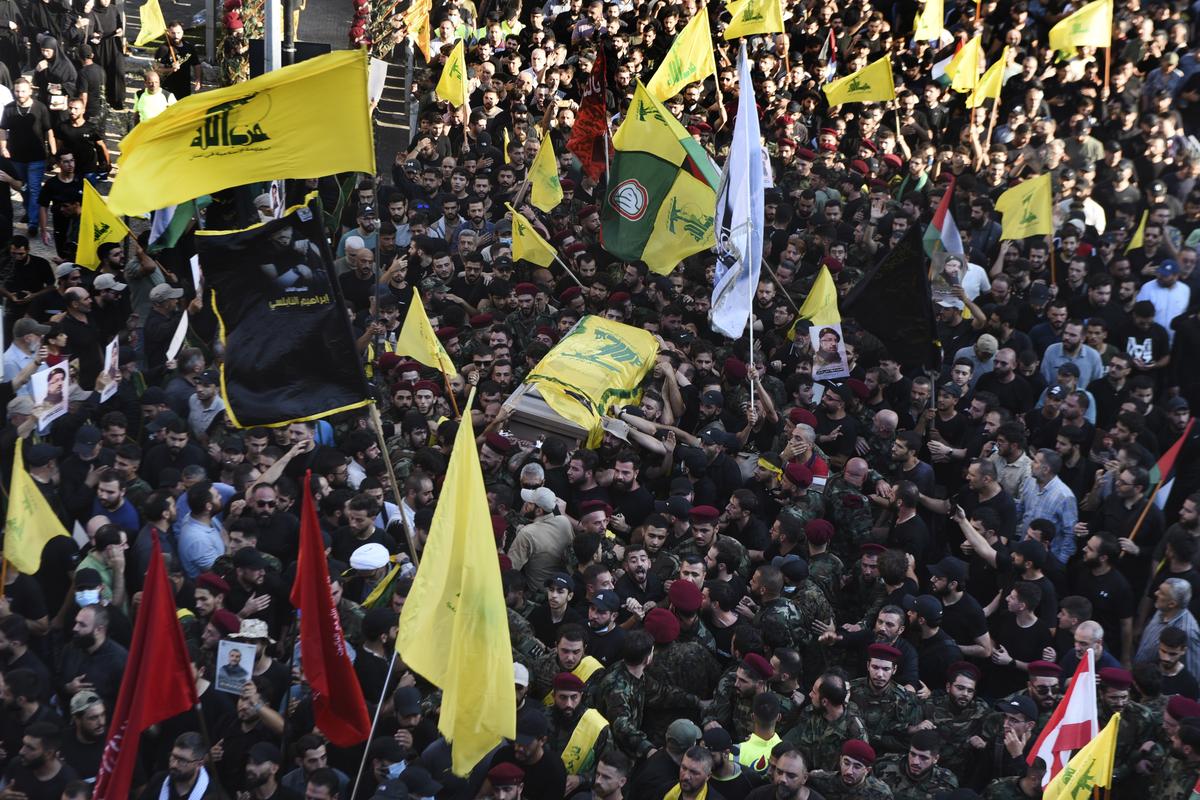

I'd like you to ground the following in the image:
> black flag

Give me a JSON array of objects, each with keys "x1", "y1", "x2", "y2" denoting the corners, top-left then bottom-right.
[
  {"x1": 196, "y1": 196, "x2": 370, "y2": 427},
  {"x1": 842, "y1": 227, "x2": 940, "y2": 371}
]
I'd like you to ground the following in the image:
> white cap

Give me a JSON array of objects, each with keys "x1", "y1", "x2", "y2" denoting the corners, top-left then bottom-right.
[
  {"x1": 350, "y1": 542, "x2": 390, "y2": 571},
  {"x1": 513, "y1": 662, "x2": 530, "y2": 687},
  {"x1": 520, "y1": 486, "x2": 557, "y2": 513}
]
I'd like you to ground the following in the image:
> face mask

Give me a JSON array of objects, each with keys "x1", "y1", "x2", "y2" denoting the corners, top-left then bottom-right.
[
  {"x1": 387, "y1": 762, "x2": 407, "y2": 779},
  {"x1": 75, "y1": 589, "x2": 100, "y2": 607}
]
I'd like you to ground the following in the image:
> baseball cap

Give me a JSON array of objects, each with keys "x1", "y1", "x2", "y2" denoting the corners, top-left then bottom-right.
[
  {"x1": 94, "y1": 274, "x2": 127, "y2": 292},
  {"x1": 149, "y1": 284, "x2": 184, "y2": 302},
  {"x1": 928, "y1": 556, "x2": 968, "y2": 584},
  {"x1": 520, "y1": 486, "x2": 557, "y2": 513},
  {"x1": 74, "y1": 425, "x2": 101, "y2": 456},
  {"x1": 514, "y1": 708, "x2": 549, "y2": 744},
  {"x1": 903, "y1": 594, "x2": 944, "y2": 624},
  {"x1": 665, "y1": 719, "x2": 702, "y2": 751},
  {"x1": 13, "y1": 318, "x2": 49, "y2": 337},
  {"x1": 544, "y1": 572, "x2": 574, "y2": 591},
  {"x1": 69, "y1": 690, "x2": 102, "y2": 715},
  {"x1": 1158, "y1": 260, "x2": 1181, "y2": 276},
  {"x1": 996, "y1": 695, "x2": 1038, "y2": 721},
  {"x1": 591, "y1": 589, "x2": 621, "y2": 613},
  {"x1": 54, "y1": 262, "x2": 79, "y2": 279},
  {"x1": 197, "y1": 370, "x2": 220, "y2": 385}
]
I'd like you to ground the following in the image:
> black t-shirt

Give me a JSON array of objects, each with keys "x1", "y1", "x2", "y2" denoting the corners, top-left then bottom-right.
[
  {"x1": 53, "y1": 121, "x2": 104, "y2": 174},
  {"x1": 1160, "y1": 668, "x2": 1200, "y2": 700},
  {"x1": 988, "y1": 610, "x2": 1054, "y2": 696},
  {"x1": 155, "y1": 39, "x2": 199, "y2": 99},
  {"x1": 77, "y1": 64, "x2": 104, "y2": 118},
  {"x1": 2, "y1": 761, "x2": 78, "y2": 800},
  {"x1": 1123, "y1": 322, "x2": 1171, "y2": 368},
  {"x1": 3, "y1": 254, "x2": 54, "y2": 296},
  {"x1": 489, "y1": 744, "x2": 567, "y2": 800},
  {"x1": 889, "y1": 514, "x2": 932, "y2": 564},
  {"x1": 1, "y1": 100, "x2": 52, "y2": 161},
  {"x1": 610, "y1": 484, "x2": 655, "y2": 529},
  {"x1": 1068, "y1": 569, "x2": 1134, "y2": 660},
  {"x1": 941, "y1": 591, "x2": 989, "y2": 647}
]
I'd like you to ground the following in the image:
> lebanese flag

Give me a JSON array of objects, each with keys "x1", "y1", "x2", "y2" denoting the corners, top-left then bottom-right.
[
  {"x1": 923, "y1": 179, "x2": 964, "y2": 259},
  {"x1": 94, "y1": 531, "x2": 198, "y2": 800},
  {"x1": 1152, "y1": 417, "x2": 1195, "y2": 509},
  {"x1": 290, "y1": 471, "x2": 372, "y2": 746},
  {"x1": 1029, "y1": 649, "x2": 1098, "y2": 785},
  {"x1": 567, "y1": 46, "x2": 609, "y2": 181},
  {"x1": 819, "y1": 30, "x2": 838, "y2": 83}
]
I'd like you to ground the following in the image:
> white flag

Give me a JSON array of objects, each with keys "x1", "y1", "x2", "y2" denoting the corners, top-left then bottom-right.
[{"x1": 711, "y1": 41, "x2": 764, "y2": 340}]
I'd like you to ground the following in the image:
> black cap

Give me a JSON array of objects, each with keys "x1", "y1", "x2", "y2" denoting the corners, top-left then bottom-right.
[
  {"x1": 996, "y1": 694, "x2": 1038, "y2": 721},
  {"x1": 514, "y1": 708, "x2": 549, "y2": 744},
  {"x1": 26, "y1": 443, "x2": 62, "y2": 467},
  {"x1": 902, "y1": 594, "x2": 944, "y2": 624},
  {"x1": 75, "y1": 567, "x2": 103, "y2": 589},
  {"x1": 247, "y1": 741, "x2": 282, "y2": 765},
  {"x1": 232, "y1": 547, "x2": 268, "y2": 570},
  {"x1": 394, "y1": 686, "x2": 421, "y2": 716},
  {"x1": 197, "y1": 370, "x2": 220, "y2": 385},
  {"x1": 928, "y1": 556, "x2": 968, "y2": 584}
]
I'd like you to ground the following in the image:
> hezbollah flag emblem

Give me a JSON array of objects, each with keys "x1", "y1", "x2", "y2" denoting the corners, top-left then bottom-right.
[{"x1": 600, "y1": 81, "x2": 717, "y2": 275}]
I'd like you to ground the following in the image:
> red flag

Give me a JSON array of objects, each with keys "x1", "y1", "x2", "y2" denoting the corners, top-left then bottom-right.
[
  {"x1": 290, "y1": 471, "x2": 371, "y2": 746},
  {"x1": 94, "y1": 531, "x2": 198, "y2": 800},
  {"x1": 567, "y1": 47, "x2": 609, "y2": 181}
]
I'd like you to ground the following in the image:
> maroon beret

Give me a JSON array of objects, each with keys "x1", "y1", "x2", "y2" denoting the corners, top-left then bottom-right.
[
  {"x1": 559, "y1": 286, "x2": 583, "y2": 303},
  {"x1": 688, "y1": 505, "x2": 720, "y2": 522},
  {"x1": 413, "y1": 379, "x2": 441, "y2": 395},
  {"x1": 850, "y1": 159, "x2": 871, "y2": 175},
  {"x1": 788, "y1": 408, "x2": 818, "y2": 427},
  {"x1": 668, "y1": 579, "x2": 703, "y2": 613},
  {"x1": 783, "y1": 462, "x2": 812, "y2": 488},
  {"x1": 741, "y1": 653, "x2": 774, "y2": 681},
  {"x1": 867, "y1": 643, "x2": 902, "y2": 663},
  {"x1": 724, "y1": 357, "x2": 749, "y2": 381},
  {"x1": 883, "y1": 153, "x2": 904, "y2": 170},
  {"x1": 1168, "y1": 695, "x2": 1200, "y2": 720},
  {"x1": 553, "y1": 672, "x2": 586, "y2": 693},
  {"x1": 210, "y1": 608, "x2": 241, "y2": 637},
  {"x1": 488, "y1": 762, "x2": 525, "y2": 787},
  {"x1": 435, "y1": 326, "x2": 459, "y2": 341},
  {"x1": 805, "y1": 519, "x2": 834, "y2": 545},
  {"x1": 860, "y1": 139, "x2": 878, "y2": 153},
  {"x1": 514, "y1": 282, "x2": 538, "y2": 297},
  {"x1": 1027, "y1": 661, "x2": 1063, "y2": 678},
  {"x1": 484, "y1": 431, "x2": 513, "y2": 454},
  {"x1": 578, "y1": 204, "x2": 599, "y2": 220},
  {"x1": 842, "y1": 739, "x2": 876, "y2": 766},
  {"x1": 845, "y1": 378, "x2": 870, "y2": 400},
  {"x1": 643, "y1": 607, "x2": 681, "y2": 644},
  {"x1": 196, "y1": 572, "x2": 230, "y2": 595},
  {"x1": 796, "y1": 147, "x2": 817, "y2": 162},
  {"x1": 469, "y1": 313, "x2": 494, "y2": 327},
  {"x1": 947, "y1": 661, "x2": 981, "y2": 683},
  {"x1": 1099, "y1": 667, "x2": 1133, "y2": 688},
  {"x1": 579, "y1": 499, "x2": 613, "y2": 517},
  {"x1": 860, "y1": 543, "x2": 887, "y2": 555}
]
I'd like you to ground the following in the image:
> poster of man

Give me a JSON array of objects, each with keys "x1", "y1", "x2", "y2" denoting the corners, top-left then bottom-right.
[
  {"x1": 30, "y1": 361, "x2": 69, "y2": 429},
  {"x1": 810, "y1": 322, "x2": 849, "y2": 380},
  {"x1": 99, "y1": 338, "x2": 119, "y2": 403},
  {"x1": 215, "y1": 639, "x2": 256, "y2": 694}
]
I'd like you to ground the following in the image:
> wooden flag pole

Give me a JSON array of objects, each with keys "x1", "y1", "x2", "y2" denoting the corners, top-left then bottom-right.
[
  {"x1": 369, "y1": 402, "x2": 421, "y2": 567},
  {"x1": 1124, "y1": 482, "x2": 1165, "y2": 545},
  {"x1": 552, "y1": 252, "x2": 588, "y2": 290}
]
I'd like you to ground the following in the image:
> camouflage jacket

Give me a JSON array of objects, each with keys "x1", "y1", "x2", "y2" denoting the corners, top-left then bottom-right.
[
  {"x1": 981, "y1": 691, "x2": 1056, "y2": 743},
  {"x1": 848, "y1": 679, "x2": 920, "y2": 755},
  {"x1": 809, "y1": 551, "x2": 845, "y2": 604},
  {"x1": 1099, "y1": 701, "x2": 1161, "y2": 783},
  {"x1": 1152, "y1": 754, "x2": 1200, "y2": 800},
  {"x1": 783, "y1": 705, "x2": 871, "y2": 772},
  {"x1": 589, "y1": 662, "x2": 701, "y2": 759},
  {"x1": 918, "y1": 694, "x2": 990, "y2": 776},
  {"x1": 703, "y1": 667, "x2": 756, "y2": 742},
  {"x1": 809, "y1": 770, "x2": 895, "y2": 800},
  {"x1": 671, "y1": 534, "x2": 750, "y2": 578},
  {"x1": 756, "y1": 596, "x2": 810, "y2": 652},
  {"x1": 510, "y1": 607, "x2": 548, "y2": 663},
  {"x1": 981, "y1": 777, "x2": 1039, "y2": 800},
  {"x1": 837, "y1": 567, "x2": 886, "y2": 626},
  {"x1": 824, "y1": 477, "x2": 878, "y2": 561},
  {"x1": 648, "y1": 640, "x2": 722, "y2": 700},
  {"x1": 873, "y1": 755, "x2": 958, "y2": 800},
  {"x1": 779, "y1": 487, "x2": 827, "y2": 530},
  {"x1": 678, "y1": 617, "x2": 720, "y2": 657},
  {"x1": 649, "y1": 550, "x2": 681, "y2": 584}
]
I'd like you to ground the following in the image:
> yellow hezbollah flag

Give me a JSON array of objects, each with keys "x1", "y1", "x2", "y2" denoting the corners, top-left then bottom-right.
[
  {"x1": 1043, "y1": 713, "x2": 1120, "y2": 800},
  {"x1": 76, "y1": 181, "x2": 131, "y2": 269},
  {"x1": 401, "y1": 0, "x2": 432, "y2": 61},
  {"x1": 788, "y1": 265, "x2": 840, "y2": 340},
  {"x1": 529, "y1": 132, "x2": 563, "y2": 212},
  {"x1": 946, "y1": 35, "x2": 983, "y2": 92},
  {"x1": 1049, "y1": 0, "x2": 1113, "y2": 52},
  {"x1": 996, "y1": 173, "x2": 1053, "y2": 240},
  {"x1": 967, "y1": 48, "x2": 1008, "y2": 108},
  {"x1": 396, "y1": 289, "x2": 457, "y2": 376},
  {"x1": 107, "y1": 50, "x2": 373, "y2": 215},
  {"x1": 4, "y1": 440, "x2": 71, "y2": 574},
  {"x1": 503, "y1": 128, "x2": 512, "y2": 163},
  {"x1": 134, "y1": 0, "x2": 167, "y2": 47},
  {"x1": 913, "y1": 0, "x2": 943, "y2": 40},
  {"x1": 397, "y1": 387, "x2": 515, "y2": 776},
  {"x1": 723, "y1": 0, "x2": 784, "y2": 39},
  {"x1": 507, "y1": 203, "x2": 556, "y2": 268},
  {"x1": 436, "y1": 40, "x2": 469, "y2": 107},
  {"x1": 1127, "y1": 209, "x2": 1148, "y2": 253},
  {"x1": 823, "y1": 54, "x2": 895, "y2": 106},
  {"x1": 646, "y1": 7, "x2": 717, "y2": 102},
  {"x1": 524, "y1": 315, "x2": 658, "y2": 447}
]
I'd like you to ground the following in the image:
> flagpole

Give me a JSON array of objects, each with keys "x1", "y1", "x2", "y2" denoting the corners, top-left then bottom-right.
[
  {"x1": 761, "y1": 258, "x2": 801, "y2": 315},
  {"x1": 369, "y1": 402, "x2": 422, "y2": 567},
  {"x1": 1103, "y1": 45, "x2": 1111, "y2": 99},
  {"x1": 1122, "y1": 481, "x2": 1165, "y2": 547},
  {"x1": 984, "y1": 97, "x2": 1001, "y2": 150},
  {"x1": 349, "y1": 649, "x2": 399, "y2": 800},
  {"x1": 552, "y1": 252, "x2": 587, "y2": 290}
]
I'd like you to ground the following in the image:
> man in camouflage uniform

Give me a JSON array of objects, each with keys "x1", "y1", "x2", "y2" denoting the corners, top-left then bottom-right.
[
  {"x1": 783, "y1": 670, "x2": 869, "y2": 772},
  {"x1": 668, "y1": 578, "x2": 719, "y2": 656},
  {"x1": 837, "y1": 544, "x2": 886, "y2": 626},
  {"x1": 981, "y1": 757, "x2": 1045, "y2": 800},
  {"x1": 872, "y1": 730, "x2": 958, "y2": 800},
  {"x1": 979, "y1": 661, "x2": 1062, "y2": 744},
  {"x1": 644, "y1": 608, "x2": 721, "y2": 741},
  {"x1": 824, "y1": 458, "x2": 885, "y2": 562},
  {"x1": 848, "y1": 644, "x2": 919, "y2": 756},
  {"x1": 751, "y1": 563, "x2": 812, "y2": 652},
  {"x1": 1154, "y1": 716, "x2": 1200, "y2": 800},
  {"x1": 775, "y1": 556, "x2": 834, "y2": 676},
  {"x1": 671, "y1": 505, "x2": 751, "y2": 579},
  {"x1": 1096, "y1": 668, "x2": 1162, "y2": 790},
  {"x1": 642, "y1": 514, "x2": 680, "y2": 584},
  {"x1": 704, "y1": 653, "x2": 775, "y2": 742},
  {"x1": 915, "y1": 662, "x2": 989, "y2": 778},
  {"x1": 507, "y1": 282, "x2": 556, "y2": 352},
  {"x1": 778, "y1": 462, "x2": 825, "y2": 529},
  {"x1": 804, "y1": 519, "x2": 844, "y2": 603},
  {"x1": 588, "y1": 630, "x2": 703, "y2": 760},
  {"x1": 808, "y1": 740, "x2": 894, "y2": 800}
]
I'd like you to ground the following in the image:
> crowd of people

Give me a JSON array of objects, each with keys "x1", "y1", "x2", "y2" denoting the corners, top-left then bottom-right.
[{"x1": 2, "y1": 0, "x2": 1200, "y2": 798}]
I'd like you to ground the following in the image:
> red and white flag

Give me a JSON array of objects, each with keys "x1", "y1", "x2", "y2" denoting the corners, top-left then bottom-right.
[{"x1": 1029, "y1": 649, "x2": 1099, "y2": 785}]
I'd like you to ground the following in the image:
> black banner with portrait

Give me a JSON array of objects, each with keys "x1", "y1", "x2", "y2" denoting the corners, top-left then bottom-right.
[{"x1": 196, "y1": 195, "x2": 370, "y2": 428}]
